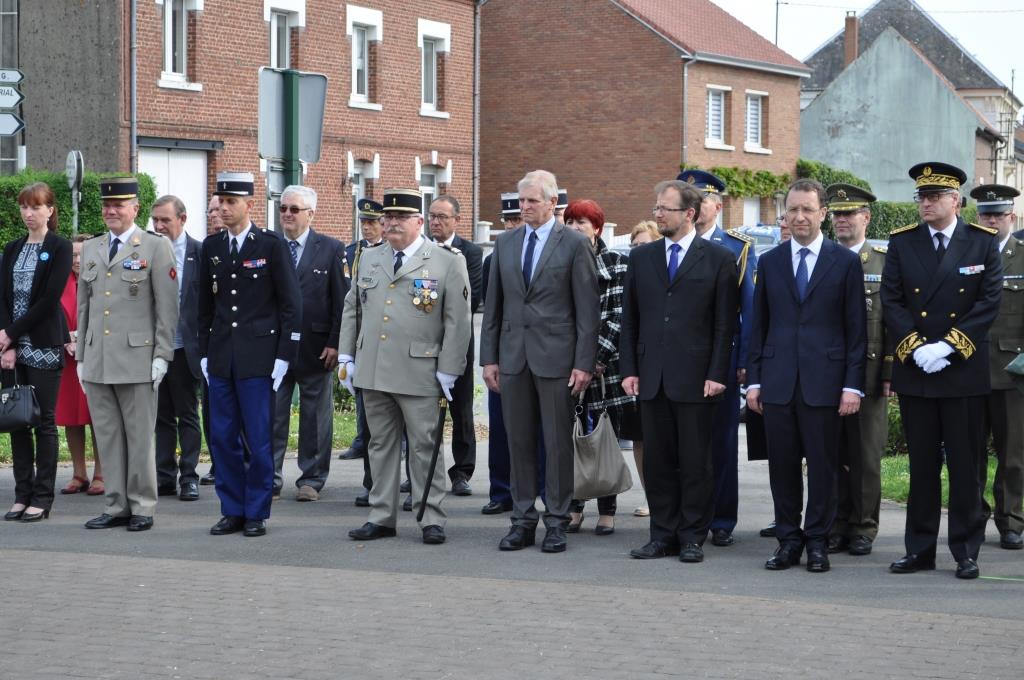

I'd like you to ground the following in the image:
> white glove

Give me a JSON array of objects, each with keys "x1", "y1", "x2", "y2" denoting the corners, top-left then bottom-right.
[
  {"x1": 913, "y1": 342, "x2": 954, "y2": 370},
  {"x1": 922, "y1": 357, "x2": 951, "y2": 374},
  {"x1": 200, "y1": 357, "x2": 209, "y2": 384},
  {"x1": 338, "y1": 354, "x2": 355, "y2": 396},
  {"x1": 436, "y1": 371, "x2": 458, "y2": 401},
  {"x1": 271, "y1": 359, "x2": 289, "y2": 392},
  {"x1": 76, "y1": 362, "x2": 84, "y2": 384},
  {"x1": 151, "y1": 357, "x2": 168, "y2": 391}
]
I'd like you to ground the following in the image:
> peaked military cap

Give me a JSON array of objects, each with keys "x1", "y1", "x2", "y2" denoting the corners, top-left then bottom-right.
[
  {"x1": 357, "y1": 198, "x2": 383, "y2": 219},
  {"x1": 100, "y1": 176, "x2": 139, "y2": 200},
  {"x1": 381, "y1": 188, "x2": 422, "y2": 214},
  {"x1": 501, "y1": 192, "x2": 521, "y2": 215},
  {"x1": 215, "y1": 171, "x2": 255, "y2": 196},
  {"x1": 677, "y1": 169, "x2": 727, "y2": 194},
  {"x1": 556, "y1": 188, "x2": 568, "y2": 209},
  {"x1": 970, "y1": 183, "x2": 1019, "y2": 215},
  {"x1": 826, "y1": 183, "x2": 876, "y2": 211},
  {"x1": 908, "y1": 162, "x2": 966, "y2": 193}
]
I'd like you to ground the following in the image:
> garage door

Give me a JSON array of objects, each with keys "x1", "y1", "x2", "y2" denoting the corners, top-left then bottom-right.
[{"x1": 138, "y1": 147, "x2": 208, "y2": 241}]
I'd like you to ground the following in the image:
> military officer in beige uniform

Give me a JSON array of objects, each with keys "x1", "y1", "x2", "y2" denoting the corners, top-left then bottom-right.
[
  {"x1": 78, "y1": 177, "x2": 179, "y2": 531},
  {"x1": 971, "y1": 183, "x2": 1024, "y2": 550},
  {"x1": 827, "y1": 183, "x2": 891, "y2": 556},
  {"x1": 340, "y1": 188, "x2": 472, "y2": 545}
]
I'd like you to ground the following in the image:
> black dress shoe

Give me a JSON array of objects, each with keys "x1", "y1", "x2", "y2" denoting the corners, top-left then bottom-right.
[
  {"x1": 337, "y1": 447, "x2": 364, "y2": 460},
  {"x1": 481, "y1": 501, "x2": 513, "y2": 515},
  {"x1": 541, "y1": 527, "x2": 567, "y2": 553},
  {"x1": 127, "y1": 515, "x2": 154, "y2": 532},
  {"x1": 955, "y1": 557, "x2": 980, "y2": 579},
  {"x1": 451, "y1": 479, "x2": 472, "y2": 496},
  {"x1": 157, "y1": 484, "x2": 177, "y2": 497},
  {"x1": 827, "y1": 535, "x2": 849, "y2": 554},
  {"x1": 806, "y1": 547, "x2": 830, "y2": 572},
  {"x1": 848, "y1": 535, "x2": 873, "y2": 555},
  {"x1": 210, "y1": 516, "x2": 245, "y2": 535},
  {"x1": 402, "y1": 495, "x2": 413, "y2": 512},
  {"x1": 999, "y1": 530, "x2": 1024, "y2": 550},
  {"x1": 199, "y1": 472, "x2": 215, "y2": 486},
  {"x1": 765, "y1": 545, "x2": 802, "y2": 570},
  {"x1": 400, "y1": 479, "x2": 411, "y2": 494},
  {"x1": 422, "y1": 525, "x2": 446, "y2": 544},
  {"x1": 179, "y1": 481, "x2": 199, "y2": 501},
  {"x1": 679, "y1": 543, "x2": 704, "y2": 563},
  {"x1": 85, "y1": 513, "x2": 131, "y2": 530},
  {"x1": 630, "y1": 540, "x2": 681, "y2": 559},
  {"x1": 889, "y1": 553, "x2": 936, "y2": 573},
  {"x1": 4, "y1": 508, "x2": 25, "y2": 521},
  {"x1": 354, "y1": 491, "x2": 370, "y2": 507},
  {"x1": 710, "y1": 529, "x2": 734, "y2": 546},
  {"x1": 594, "y1": 523, "x2": 614, "y2": 536},
  {"x1": 498, "y1": 525, "x2": 536, "y2": 551},
  {"x1": 243, "y1": 519, "x2": 267, "y2": 537},
  {"x1": 759, "y1": 521, "x2": 776, "y2": 538},
  {"x1": 348, "y1": 522, "x2": 397, "y2": 541}
]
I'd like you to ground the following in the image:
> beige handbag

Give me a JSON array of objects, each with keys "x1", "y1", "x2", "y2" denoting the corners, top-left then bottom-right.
[{"x1": 572, "y1": 378, "x2": 633, "y2": 500}]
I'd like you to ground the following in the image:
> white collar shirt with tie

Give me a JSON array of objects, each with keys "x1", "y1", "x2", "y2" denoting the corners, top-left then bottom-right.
[
  {"x1": 664, "y1": 228, "x2": 698, "y2": 268},
  {"x1": 108, "y1": 224, "x2": 139, "y2": 259},
  {"x1": 394, "y1": 234, "x2": 425, "y2": 271},
  {"x1": 790, "y1": 231, "x2": 825, "y2": 278},
  {"x1": 230, "y1": 224, "x2": 252, "y2": 255},
  {"x1": 286, "y1": 226, "x2": 311, "y2": 267},
  {"x1": 521, "y1": 216, "x2": 556, "y2": 276},
  {"x1": 928, "y1": 217, "x2": 957, "y2": 250}
]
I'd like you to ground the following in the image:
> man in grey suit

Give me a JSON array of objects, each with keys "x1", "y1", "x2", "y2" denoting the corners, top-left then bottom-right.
[
  {"x1": 151, "y1": 195, "x2": 204, "y2": 502},
  {"x1": 480, "y1": 169, "x2": 600, "y2": 553}
]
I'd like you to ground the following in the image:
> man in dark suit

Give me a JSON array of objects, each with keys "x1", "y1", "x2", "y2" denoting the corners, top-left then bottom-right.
[
  {"x1": 747, "y1": 178, "x2": 867, "y2": 573},
  {"x1": 620, "y1": 179, "x2": 738, "y2": 562},
  {"x1": 882, "y1": 163, "x2": 1002, "y2": 579},
  {"x1": 480, "y1": 170, "x2": 599, "y2": 553},
  {"x1": 271, "y1": 185, "x2": 348, "y2": 502},
  {"x1": 151, "y1": 195, "x2": 204, "y2": 502},
  {"x1": 199, "y1": 171, "x2": 302, "y2": 537},
  {"x1": 428, "y1": 194, "x2": 482, "y2": 496}
]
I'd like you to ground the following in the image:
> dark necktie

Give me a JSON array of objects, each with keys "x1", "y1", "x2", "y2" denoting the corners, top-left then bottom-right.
[
  {"x1": 230, "y1": 237, "x2": 239, "y2": 262},
  {"x1": 522, "y1": 231, "x2": 538, "y2": 287},
  {"x1": 108, "y1": 237, "x2": 120, "y2": 262},
  {"x1": 935, "y1": 232, "x2": 946, "y2": 263},
  {"x1": 289, "y1": 239, "x2": 300, "y2": 267},
  {"x1": 394, "y1": 250, "x2": 404, "y2": 274},
  {"x1": 795, "y1": 247, "x2": 810, "y2": 301},
  {"x1": 667, "y1": 243, "x2": 681, "y2": 281}
]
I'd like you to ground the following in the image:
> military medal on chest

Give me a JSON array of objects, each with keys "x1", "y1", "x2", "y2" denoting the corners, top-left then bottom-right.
[{"x1": 411, "y1": 278, "x2": 439, "y2": 313}]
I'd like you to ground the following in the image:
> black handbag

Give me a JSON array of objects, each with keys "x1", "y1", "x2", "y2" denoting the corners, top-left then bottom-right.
[{"x1": 0, "y1": 373, "x2": 42, "y2": 433}]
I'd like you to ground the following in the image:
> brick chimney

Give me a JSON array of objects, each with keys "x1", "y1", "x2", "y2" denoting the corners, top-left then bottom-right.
[{"x1": 844, "y1": 11, "x2": 859, "y2": 66}]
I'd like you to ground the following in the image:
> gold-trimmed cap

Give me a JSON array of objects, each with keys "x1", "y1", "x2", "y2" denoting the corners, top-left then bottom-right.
[
  {"x1": 826, "y1": 183, "x2": 876, "y2": 211},
  {"x1": 215, "y1": 171, "x2": 255, "y2": 196},
  {"x1": 969, "y1": 183, "x2": 1019, "y2": 215},
  {"x1": 100, "y1": 176, "x2": 138, "y2": 200},
  {"x1": 908, "y1": 162, "x2": 966, "y2": 193},
  {"x1": 357, "y1": 198, "x2": 383, "y2": 219},
  {"x1": 381, "y1": 188, "x2": 422, "y2": 214},
  {"x1": 677, "y1": 169, "x2": 726, "y2": 194},
  {"x1": 501, "y1": 192, "x2": 521, "y2": 215}
]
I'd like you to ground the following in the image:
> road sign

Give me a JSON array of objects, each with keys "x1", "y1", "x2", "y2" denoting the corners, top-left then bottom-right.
[
  {"x1": 257, "y1": 67, "x2": 327, "y2": 163},
  {"x1": 66, "y1": 150, "x2": 83, "y2": 191},
  {"x1": 0, "y1": 112, "x2": 24, "y2": 136},
  {"x1": 0, "y1": 86, "x2": 22, "y2": 109},
  {"x1": 0, "y1": 69, "x2": 23, "y2": 84}
]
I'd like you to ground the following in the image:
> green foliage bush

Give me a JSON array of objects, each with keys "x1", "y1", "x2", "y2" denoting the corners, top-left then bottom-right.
[
  {"x1": 679, "y1": 164, "x2": 790, "y2": 198},
  {"x1": 0, "y1": 169, "x2": 156, "y2": 245}
]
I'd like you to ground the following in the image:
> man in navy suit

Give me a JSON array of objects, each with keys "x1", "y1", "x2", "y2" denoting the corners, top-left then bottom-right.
[
  {"x1": 271, "y1": 185, "x2": 348, "y2": 502},
  {"x1": 680, "y1": 169, "x2": 757, "y2": 547},
  {"x1": 747, "y1": 178, "x2": 867, "y2": 573},
  {"x1": 151, "y1": 195, "x2": 205, "y2": 502},
  {"x1": 620, "y1": 179, "x2": 738, "y2": 563}
]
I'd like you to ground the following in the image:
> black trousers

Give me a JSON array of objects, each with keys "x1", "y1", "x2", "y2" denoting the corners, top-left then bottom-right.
[
  {"x1": 640, "y1": 390, "x2": 716, "y2": 546},
  {"x1": 155, "y1": 348, "x2": 202, "y2": 486},
  {"x1": 447, "y1": 333, "x2": 476, "y2": 483},
  {"x1": 763, "y1": 388, "x2": 841, "y2": 550},
  {"x1": 8, "y1": 363, "x2": 62, "y2": 510},
  {"x1": 900, "y1": 394, "x2": 986, "y2": 562}
]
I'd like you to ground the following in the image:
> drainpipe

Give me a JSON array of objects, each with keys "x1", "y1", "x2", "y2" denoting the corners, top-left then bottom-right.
[
  {"x1": 681, "y1": 56, "x2": 697, "y2": 167},
  {"x1": 472, "y1": 1, "x2": 481, "y2": 239},
  {"x1": 130, "y1": 0, "x2": 138, "y2": 173}
]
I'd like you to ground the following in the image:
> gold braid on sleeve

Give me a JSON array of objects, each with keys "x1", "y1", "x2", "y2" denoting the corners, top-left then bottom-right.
[
  {"x1": 943, "y1": 328, "x2": 975, "y2": 359},
  {"x1": 895, "y1": 332, "x2": 924, "y2": 363}
]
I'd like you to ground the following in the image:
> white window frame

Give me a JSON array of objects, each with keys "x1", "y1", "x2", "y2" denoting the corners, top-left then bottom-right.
[
  {"x1": 744, "y1": 89, "x2": 773, "y2": 155},
  {"x1": 156, "y1": 0, "x2": 203, "y2": 91},
  {"x1": 417, "y1": 18, "x2": 450, "y2": 119},
  {"x1": 351, "y1": 25, "x2": 369, "y2": 101},
  {"x1": 347, "y1": 152, "x2": 380, "y2": 238},
  {"x1": 264, "y1": 2, "x2": 304, "y2": 68},
  {"x1": 270, "y1": 10, "x2": 291, "y2": 68},
  {"x1": 704, "y1": 85, "x2": 733, "y2": 151},
  {"x1": 347, "y1": 5, "x2": 383, "y2": 111}
]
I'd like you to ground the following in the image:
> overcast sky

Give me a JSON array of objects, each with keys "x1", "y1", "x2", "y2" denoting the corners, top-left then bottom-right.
[{"x1": 710, "y1": 0, "x2": 1023, "y2": 99}]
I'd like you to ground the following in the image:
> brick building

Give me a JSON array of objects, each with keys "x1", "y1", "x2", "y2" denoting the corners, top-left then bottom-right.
[
  {"x1": 21, "y1": 0, "x2": 476, "y2": 242},
  {"x1": 480, "y1": 0, "x2": 808, "y2": 233}
]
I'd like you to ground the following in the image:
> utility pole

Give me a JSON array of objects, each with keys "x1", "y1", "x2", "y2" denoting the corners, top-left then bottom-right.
[{"x1": 775, "y1": 0, "x2": 780, "y2": 45}]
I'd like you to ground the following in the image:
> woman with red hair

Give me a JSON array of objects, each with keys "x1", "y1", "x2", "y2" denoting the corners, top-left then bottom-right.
[{"x1": 563, "y1": 199, "x2": 640, "y2": 535}]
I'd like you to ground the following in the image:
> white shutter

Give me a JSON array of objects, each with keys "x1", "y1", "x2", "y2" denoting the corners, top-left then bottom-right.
[
  {"x1": 745, "y1": 95, "x2": 762, "y2": 146},
  {"x1": 706, "y1": 90, "x2": 724, "y2": 142}
]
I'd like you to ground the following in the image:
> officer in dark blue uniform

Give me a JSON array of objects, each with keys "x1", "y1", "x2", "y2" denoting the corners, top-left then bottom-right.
[
  {"x1": 678, "y1": 169, "x2": 757, "y2": 547},
  {"x1": 199, "y1": 171, "x2": 302, "y2": 537}
]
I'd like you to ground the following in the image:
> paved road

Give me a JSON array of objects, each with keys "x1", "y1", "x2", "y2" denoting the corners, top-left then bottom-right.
[{"x1": 1, "y1": 431, "x2": 1021, "y2": 679}]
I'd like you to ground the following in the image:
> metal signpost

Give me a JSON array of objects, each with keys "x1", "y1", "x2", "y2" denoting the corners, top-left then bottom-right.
[{"x1": 66, "y1": 150, "x2": 84, "y2": 237}]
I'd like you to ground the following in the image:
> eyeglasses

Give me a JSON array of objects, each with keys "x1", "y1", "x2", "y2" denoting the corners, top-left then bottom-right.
[
  {"x1": 428, "y1": 213, "x2": 454, "y2": 221},
  {"x1": 913, "y1": 192, "x2": 955, "y2": 204},
  {"x1": 279, "y1": 205, "x2": 311, "y2": 214},
  {"x1": 651, "y1": 206, "x2": 687, "y2": 214},
  {"x1": 383, "y1": 214, "x2": 418, "y2": 223}
]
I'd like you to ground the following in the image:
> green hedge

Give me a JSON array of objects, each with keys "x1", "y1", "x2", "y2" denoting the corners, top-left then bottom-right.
[{"x1": 0, "y1": 169, "x2": 156, "y2": 246}]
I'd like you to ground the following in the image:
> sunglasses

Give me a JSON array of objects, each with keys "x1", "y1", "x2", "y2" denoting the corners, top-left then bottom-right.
[{"x1": 279, "y1": 205, "x2": 311, "y2": 214}]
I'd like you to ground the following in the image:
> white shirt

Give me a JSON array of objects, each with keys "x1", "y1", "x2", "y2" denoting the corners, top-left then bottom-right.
[
  {"x1": 441, "y1": 232, "x2": 456, "y2": 247},
  {"x1": 108, "y1": 224, "x2": 139, "y2": 257},
  {"x1": 664, "y1": 228, "x2": 698, "y2": 268},
  {"x1": 393, "y1": 235, "x2": 425, "y2": 270},
  {"x1": 998, "y1": 234, "x2": 1010, "y2": 255},
  {"x1": 229, "y1": 224, "x2": 251, "y2": 254},
  {"x1": 846, "y1": 239, "x2": 866, "y2": 254},
  {"x1": 791, "y1": 231, "x2": 824, "y2": 278},
  {"x1": 927, "y1": 217, "x2": 957, "y2": 250},
  {"x1": 285, "y1": 226, "x2": 311, "y2": 265}
]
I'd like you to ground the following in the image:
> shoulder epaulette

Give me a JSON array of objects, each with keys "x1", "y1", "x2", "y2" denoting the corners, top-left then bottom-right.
[
  {"x1": 970, "y1": 222, "x2": 998, "y2": 235},
  {"x1": 365, "y1": 240, "x2": 385, "y2": 248},
  {"x1": 725, "y1": 228, "x2": 754, "y2": 244},
  {"x1": 872, "y1": 245, "x2": 888, "y2": 254},
  {"x1": 889, "y1": 223, "x2": 918, "y2": 236},
  {"x1": 438, "y1": 243, "x2": 462, "y2": 256}
]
